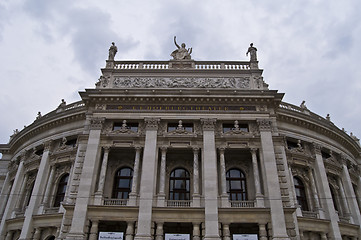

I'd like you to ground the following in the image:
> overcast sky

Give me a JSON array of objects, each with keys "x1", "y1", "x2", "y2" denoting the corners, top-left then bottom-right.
[{"x1": 0, "y1": 0, "x2": 360, "y2": 146}]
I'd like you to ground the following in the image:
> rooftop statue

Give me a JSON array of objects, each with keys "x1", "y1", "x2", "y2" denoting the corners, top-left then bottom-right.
[
  {"x1": 108, "y1": 42, "x2": 117, "y2": 61},
  {"x1": 246, "y1": 43, "x2": 257, "y2": 61},
  {"x1": 171, "y1": 36, "x2": 192, "y2": 60}
]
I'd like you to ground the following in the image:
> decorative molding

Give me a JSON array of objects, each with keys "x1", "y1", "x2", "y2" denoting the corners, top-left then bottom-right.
[
  {"x1": 257, "y1": 119, "x2": 272, "y2": 132},
  {"x1": 312, "y1": 143, "x2": 322, "y2": 155},
  {"x1": 90, "y1": 118, "x2": 105, "y2": 130},
  {"x1": 107, "y1": 77, "x2": 250, "y2": 89},
  {"x1": 144, "y1": 118, "x2": 160, "y2": 130},
  {"x1": 201, "y1": 118, "x2": 216, "y2": 131}
]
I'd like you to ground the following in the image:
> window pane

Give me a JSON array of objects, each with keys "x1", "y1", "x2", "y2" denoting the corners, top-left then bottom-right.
[
  {"x1": 229, "y1": 170, "x2": 240, "y2": 178},
  {"x1": 230, "y1": 181, "x2": 241, "y2": 189}
]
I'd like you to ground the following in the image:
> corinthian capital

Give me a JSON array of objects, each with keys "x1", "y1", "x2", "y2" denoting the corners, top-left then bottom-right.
[
  {"x1": 144, "y1": 118, "x2": 160, "y2": 130},
  {"x1": 312, "y1": 143, "x2": 322, "y2": 155},
  {"x1": 90, "y1": 117, "x2": 105, "y2": 130},
  {"x1": 256, "y1": 119, "x2": 272, "y2": 132},
  {"x1": 201, "y1": 118, "x2": 216, "y2": 131}
]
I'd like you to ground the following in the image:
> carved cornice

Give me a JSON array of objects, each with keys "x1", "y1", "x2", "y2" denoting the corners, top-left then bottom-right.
[
  {"x1": 144, "y1": 118, "x2": 160, "y2": 130},
  {"x1": 201, "y1": 118, "x2": 216, "y2": 131},
  {"x1": 257, "y1": 119, "x2": 272, "y2": 132},
  {"x1": 90, "y1": 117, "x2": 105, "y2": 130}
]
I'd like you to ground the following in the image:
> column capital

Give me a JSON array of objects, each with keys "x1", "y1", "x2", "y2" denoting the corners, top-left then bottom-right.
[
  {"x1": 340, "y1": 154, "x2": 348, "y2": 166},
  {"x1": 192, "y1": 147, "x2": 200, "y2": 153},
  {"x1": 144, "y1": 118, "x2": 160, "y2": 130},
  {"x1": 103, "y1": 145, "x2": 111, "y2": 153},
  {"x1": 312, "y1": 142, "x2": 322, "y2": 155},
  {"x1": 43, "y1": 140, "x2": 53, "y2": 151},
  {"x1": 218, "y1": 147, "x2": 226, "y2": 153},
  {"x1": 201, "y1": 118, "x2": 216, "y2": 130},
  {"x1": 256, "y1": 119, "x2": 272, "y2": 132},
  {"x1": 90, "y1": 117, "x2": 105, "y2": 130},
  {"x1": 250, "y1": 148, "x2": 258, "y2": 154},
  {"x1": 160, "y1": 146, "x2": 168, "y2": 152}
]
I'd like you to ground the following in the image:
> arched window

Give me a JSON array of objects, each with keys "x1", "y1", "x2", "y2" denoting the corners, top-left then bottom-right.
[
  {"x1": 169, "y1": 168, "x2": 190, "y2": 200},
  {"x1": 329, "y1": 185, "x2": 339, "y2": 212},
  {"x1": 294, "y1": 177, "x2": 308, "y2": 211},
  {"x1": 113, "y1": 167, "x2": 133, "y2": 199},
  {"x1": 54, "y1": 174, "x2": 69, "y2": 207},
  {"x1": 226, "y1": 169, "x2": 247, "y2": 201}
]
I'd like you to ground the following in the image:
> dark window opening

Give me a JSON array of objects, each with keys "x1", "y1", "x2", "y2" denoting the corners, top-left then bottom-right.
[
  {"x1": 226, "y1": 168, "x2": 247, "y2": 201},
  {"x1": 169, "y1": 168, "x2": 190, "y2": 200},
  {"x1": 113, "y1": 167, "x2": 133, "y2": 199},
  {"x1": 294, "y1": 177, "x2": 308, "y2": 211},
  {"x1": 287, "y1": 140, "x2": 299, "y2": 149},
  {"x1": 35, "y1": 149, "x2": 44, "y2": 156},
  {"x1": 54, "y1": 174, "x2": 69, "y2": 207},
  {"x1": 65, "y1": 138, "x2": 77, "y2": 147}
]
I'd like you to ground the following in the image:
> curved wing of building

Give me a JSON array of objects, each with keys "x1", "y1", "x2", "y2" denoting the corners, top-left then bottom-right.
[{"x1": 0, "y1": 45, "x2": 360, "y2": 240}]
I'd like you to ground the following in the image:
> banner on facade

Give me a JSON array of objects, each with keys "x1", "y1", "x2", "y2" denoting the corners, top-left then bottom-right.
[
  {"x1": 165, "y1": 233, "x2": 190, "y2": 240},
  {"x1": 98, "y1": 232, "x2": 124, "y2": 240},
  {"x1": 233, "y1": 234, "x2": 258, "y2": 240}
]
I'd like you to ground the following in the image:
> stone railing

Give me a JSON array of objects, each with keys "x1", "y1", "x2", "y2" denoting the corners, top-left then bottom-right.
[
  {"x1": 111, "y1": 61, "x2": 251, "y2": 70},
  {"x1": 167, "y1": 200, "x2": 192, "y2": 207},
  {"x1": 230, "y1": 200, "x2": 255, "y2": 208},
  {"x1": 103, "y1": 198, "x2": 128, "y2": 206},
  {"x1": 301, "y1": 210, "x2": 318, "y2": 218}
]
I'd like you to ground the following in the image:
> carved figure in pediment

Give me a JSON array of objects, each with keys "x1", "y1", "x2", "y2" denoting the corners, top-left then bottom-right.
[{"x1": 171, "y1": 36, "x2": 192, "y2": 60}]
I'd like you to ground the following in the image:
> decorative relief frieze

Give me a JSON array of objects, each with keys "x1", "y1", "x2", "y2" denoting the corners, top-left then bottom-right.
[{"x1": 106, "y1": 77, "x2": 250, "y2": 89}]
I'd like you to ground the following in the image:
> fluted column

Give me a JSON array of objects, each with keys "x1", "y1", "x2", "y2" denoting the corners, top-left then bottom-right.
[
  {"x1": 0, "y1": 173, "x2": 12, "y2": 218},
  {"x1": 67, "y1": 117, "x2": 104, "y2": 240},
  {"x1": 222, "y1": 223, "x2": 230, "y2": 240},
  {"x1": 94, "y1": 146, "x2": 111, "y2": 205},
  {"x1": 192, "y1": 148, "x2": 201, "y2": 207},
  {"x1": 219, "y1": 147, "x2": 229, "y2": 208},
  {"x1": 340, "y1": 156, "x2": 361, "y2": 227},
  {"x1": 89, "y1": 220, "x2": 99, "y2": 240},
  {"x1": 200, "y1": 118, "x2": 220, "y2": 240},
  {"x1": 251, "y1": 148, "x2": 264, "y2": 207},
  {"x1": 320, "y1": 233, "x2": 327, "y2": 240},
  {"x1": 258, "y1": 224, "x2": 267, "y2": 240},
  {"x1": 135, "y1": 118, "x2": 160, "y2": 240},
  {"x1": 155, "y1": 222, "x2": 163, "y2": 240},
  {"x1": 257, "y1": 119, "x2": 288, "y2": 239},
  {"x1": 20, "y1": 140, "x2": 53, "y2": 240},
  {"x1": 14, "y1": 173, "x2": 29, "y2": 211},
  {"x1": 338, "y1": 177, "x2": 352, "y2": 222},
  {"x1": 312, "y1": 143, "x2": 341, "y2": 239},
  {"x1": 193, "y1": 223, "x2": 201, "y2": 240},
  {"x1": 307, "y1": 167, "x2": 324, "y2": 218},
  {"x1": 0, "y1": 159, "x2": 25, "y2": 239},
  {"x1": 157, "y1": 147, "x2": 167, "y2": 207},
  {"x1": 129, "y1": 147, "x2": 142, "y2": 206},
  {"x1": 5, "y1": 230, "x2": 14, "y2": 240},
  {"x1": 42, "y1": 166, "x2": 55, "y2": 207},
  {"x1": 126, "y1": 222, "x2": 135, "y2": 240}
]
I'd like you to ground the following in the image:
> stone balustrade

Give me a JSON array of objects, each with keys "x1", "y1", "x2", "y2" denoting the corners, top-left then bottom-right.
[
  {"x1": 103, "y1": 198, "x2": 128, "y2": 206},
  {"x1": 166, "y1": 200, "x2": 192, "y2": 207},
  {"x1": 229, "y1": 200, "x2": 255, "y2": 208}
]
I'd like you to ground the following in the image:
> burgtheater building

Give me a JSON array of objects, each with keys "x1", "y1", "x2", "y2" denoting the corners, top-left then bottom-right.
[{"x1": 0, "y1": 41, "x2": 361, "y2": 240}]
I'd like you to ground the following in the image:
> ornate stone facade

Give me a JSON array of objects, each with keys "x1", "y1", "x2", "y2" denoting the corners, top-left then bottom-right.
[{"x1": 0, "y1": 51, "x2": 360, "y2": 240}]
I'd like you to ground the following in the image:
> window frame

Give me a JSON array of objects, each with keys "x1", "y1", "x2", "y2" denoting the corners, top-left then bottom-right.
[
  {"x1": 53, "y1": 173, "x2": 69, "y2": 207},
  {"x1": 169, "y1": 168, "x2": 191, "y2": 200},
  {"x1": 226, "y1": 168, "x2": 248, "y2": 201},
  {"x1": 112, "y1": 167, "x2": 133, "y2": 199},
  {"x1": 293, "y1": 176, "x2": 309, "y2": 211}
]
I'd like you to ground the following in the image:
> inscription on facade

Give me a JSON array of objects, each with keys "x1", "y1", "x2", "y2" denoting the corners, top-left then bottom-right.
[{"x1": 106, "y1": 105, "x2": 256, "y2": 111}]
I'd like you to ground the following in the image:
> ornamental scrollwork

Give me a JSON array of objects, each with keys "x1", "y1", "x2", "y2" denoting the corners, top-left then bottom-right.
[
  {"x1": 144, "y1": 118, "x2": 160, "y2": 130},
  {"x1": 90, "y1": 118, "x2": 105, "y2": 130},
  {"x1": 257, "y1": 119, "x2": 272, "y2": 132},
  {"x1": 201, "y1": 119, "x2": 216, "y2": 131}
]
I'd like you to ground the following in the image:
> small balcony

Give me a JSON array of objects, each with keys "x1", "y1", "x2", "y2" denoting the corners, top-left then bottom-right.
[
  {"x1": 103, "y1": 198, "x2": 128, "y2": 206},
  {"x1": 229, "y1": 200, "x2": 256, "y2": 208},
  {"x1": 167, "y1": 200, "x2": 192, "y2": 207},
  {"x1": 301, "y1": 210, "x2": 318, "y2": 218}
]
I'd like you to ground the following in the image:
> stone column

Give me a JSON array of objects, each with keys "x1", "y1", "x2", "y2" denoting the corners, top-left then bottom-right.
[
  {"x1": 20, "y1": 140, "x2": 53, "y2": 240},
  {"x1": 94, "y1": 146, "x2": 111, "y2": 205},
  {"x1": 33, "y1": 227, "x2": 41, "y2": 240},
  {"x1": 200, "y1": 118, "x2": 220, "y2": 240},
  {"x1": 251, "y1": 148, "x2": 264, "y2": 207},
  {"x1": 126, "y1": 222, "x2": 135, "y2": 240},
  {"x1": 14, "y1": 173, "x2": 29, "y2": 211},
  {"x1": 155, "y1": 222, "x2": 163, "y2": 240},
  {"x1": 320, "y1": 232, "x2": 327, "y2": 240},
  {"x1": 337, "y1": 177, "x2": 352, "y2": 222},
  {"x1": 42, "y1": 165, "x2": 55, "y2": 207},
  {"x1": 0, "y1": 159, "x2": 25, "y2": 239},
  {"x1": 219, "y1": 148, "x2": 229, "y2": 208},
  {"x1": 129, "y1": 147, "x2": 142, "y2": 206},
  {"x1": 340, "y1": 156, "x2": 361, "y2": 227},
  {"x1": 257, "y1": 119, "x2": 289, "y2": 240},
  {"x1": 66, "y1": 118, "x2": 104, "y2": 240},
  {"x1": 222, "y1": 223, "x2": 230, "y2": 240},
  {"x1": 193, "y1": 148, "x2": 201, "y2": 207},
  {"x1": 312, "y1": 143, "x2": 342, "y2": 239},
  {"x1": 193, "y1": 223, "x2": 201, "y2": 240},
  {"x1": 307, "y1": 167, "x2": 324, "y2": 218},
  {"x1": 89, "y1": 220, "x2": 99, "y2": 240},
  {"x1": 157, "y1": 147, "x2": 167, "y2": 207},
  {"x1": 258, "y1": 224, "x2": 267, "y2": 240},
  {"x1": 0, "y1": 173, "x2": 12, "y2": 218},
  {"x1": 134, "y1": 118, "x2": 160, "y2": 240}
]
